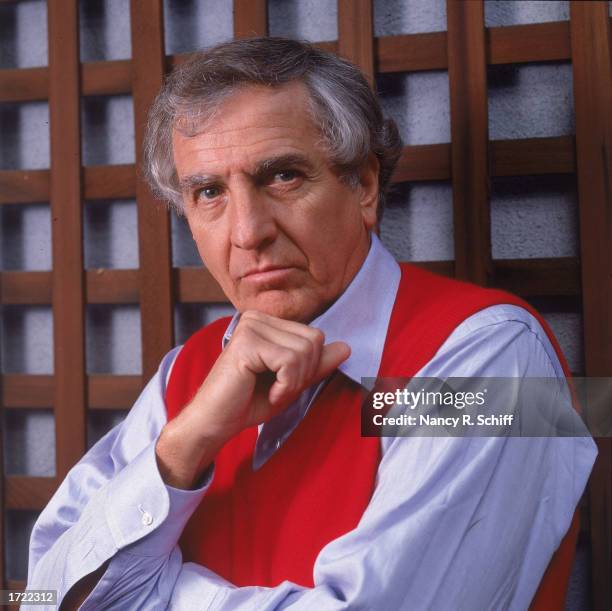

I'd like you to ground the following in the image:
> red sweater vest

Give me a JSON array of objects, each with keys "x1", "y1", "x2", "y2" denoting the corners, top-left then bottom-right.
[{"x1": 166, "y1": 262, "x2": 579, "y2": 608}]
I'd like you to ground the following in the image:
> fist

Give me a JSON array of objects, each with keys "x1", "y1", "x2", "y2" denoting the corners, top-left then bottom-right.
[
  {"x1": 188, "y1": 310, "x2": 350, "y2": 440},
  {"x1": 156, "y1": 311, "x2": 350, "y2": 488}
]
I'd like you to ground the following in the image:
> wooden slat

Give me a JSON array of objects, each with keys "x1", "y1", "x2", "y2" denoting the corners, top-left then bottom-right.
[
  {"x1": 176, "y1": 268, "x2": 230, "y2": 303},
  {"x1": 48, "y1": 0, "x2": 87, "y2": 477},
  {"x1": 376, "y1": 32, "x2": 448, "y2": 73},
  {"x1": 392, "y1": 137, "x2": 576, "y2": 184},
  {"x1": 130, "y1": 0, "x2": 175, "y2": 382},
  {"x1": 570, "y1": 4, "x2": 612, "y2": 610},
  {"x1": 6, "y1": 581, "x2": 25, "y2": 594},
  {"x1": 378, "y1": 22, "x2": 573, "y2": 75},
  {"x1": 6, "y1": 477, "x2": 57, "y2": 510},
  {"x1": 166, "y1": 53, "x2": 189, "y2": 71},
  {"x1": 0, "y1": 60, "x2": 132, "y2": 103},
  {"x1": 447, "y1": 0, "x2": 491, "y2": 286},
  {"x1": 490, "y1": 257, "x2": 581, "y2": 297},
  {"x1": 392, "y1": 144, "x2": 451, "y2": 183},
  {"x1": 491, "y1": 136, "x2": 575, "y2": 177},
  {"x1": 487, "y1": 20, "x2": 571, "y2": 66},
  {"x1": 408, "y1": 258, "x2": 581, "y2": 298},
  {"x1": 0, "y1": 165, "x2": 136, "y2": 205},
  {"x1": 84, "y1": 164, "x2": 136, "y2": 200},
  {"x1": 2, "y1": 375, "x2": 53, "y2": 408},
  {"x1": 0, "y1": 66, "x2": 48, "y2": 103},
  {"x1": 337, "y1": 0, "x2": 374, "y2": 83},
  {"x1": 527, "y1": 294, "x2": 582, "y2": 312},
  {"x1": 81, "y1": 59, "x2": 132, "y2": 97},
  {"x1": 233, "y1": 0, "x2": 268, "y2": 38},
  {"x1": 570, "y1": 6, "x2": 612, "y2": 372},
  {"x1": 0, "y1": 19, "x2": 598, "y2": 105},
  {"x1": 2, "y1": 374, "x2": 141, "y2": 409},
  {"x1": 0, "y1": 170, "x2": 49, "y2": 204},
  {"x1": 314, "y1": 40, "x2": 338, "y2": 55},
  {"x1": 1, "y1": 270, "x2": 138, "y2": 305},
  {"x1": 85, "y1": 269, "x2": 139, "y2": 304},
  {"x1": 414, "y1": 258, "x2": 582, "y2": 297},
  {"x1": 1, "y1": 272, "x2": 51, "y2": 304},
  {"x1": 2, "y1": 268, "x2": 239, "y2": 305},
  {"x1": 87, "y1": 375, "x2": 141, "y2": 409}
]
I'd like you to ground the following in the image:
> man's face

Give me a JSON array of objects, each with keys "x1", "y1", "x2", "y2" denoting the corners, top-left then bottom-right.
[{"x1": 172, "y1": 82, "x2": 379, "y2": 322}]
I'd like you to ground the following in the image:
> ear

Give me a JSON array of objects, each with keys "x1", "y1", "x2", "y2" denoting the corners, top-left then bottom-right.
[{"x1": 358, "y1": 154, "x2": 380, "y2": 231}]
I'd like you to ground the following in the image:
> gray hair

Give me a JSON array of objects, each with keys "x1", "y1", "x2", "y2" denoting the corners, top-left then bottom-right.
[{"x1": 143, "y1": 37, "x2": 402, "y2": 215}]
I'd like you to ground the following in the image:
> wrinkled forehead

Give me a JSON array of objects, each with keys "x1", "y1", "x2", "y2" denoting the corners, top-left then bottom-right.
[
  {"x1": 170, "y1": 81, "x2": 337, "y2": 184},
  {"x1": 172, "y1": 80, "x2": 317, "y2": 138}
]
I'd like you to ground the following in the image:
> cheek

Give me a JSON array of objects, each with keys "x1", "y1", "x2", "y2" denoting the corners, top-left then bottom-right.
[{"x1": 190, "y1": 226, "x2": 226, "y2": 270}]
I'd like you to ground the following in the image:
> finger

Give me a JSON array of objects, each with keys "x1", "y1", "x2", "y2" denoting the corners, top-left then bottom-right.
[
  {"x1": 267, "y1": 349, "x2": 309, "y2": 406},
  {"x1": 228, "y1": 322, "x2": 319, "y2": 407},
  {"x1": 243, "y1": 318, "x2": 322, "y2": 383},
  {"x1": 232, "y1": 321, "x2": 311, "y2": 391},
  {"x1": 268, "y1": 341, "x2": 351, "y2": 406},
  {"x1": 313, "y1": 341, "x2": 351, "y2": 382},
  {"x1": 240, "y1": 310, "x2": 325, "y2": 344},
  {"x1": 239, "y1": 331, "x2": 299, "y2": 379}
]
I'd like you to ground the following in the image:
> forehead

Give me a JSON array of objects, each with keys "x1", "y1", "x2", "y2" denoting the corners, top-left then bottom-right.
[{"x1": 171, "y1": 82, "x2": 327, "y2": 174}]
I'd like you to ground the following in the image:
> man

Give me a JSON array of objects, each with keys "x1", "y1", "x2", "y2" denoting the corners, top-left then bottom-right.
[{"x1": 27, "y1": 38, "x2": 596, "y2": 610}]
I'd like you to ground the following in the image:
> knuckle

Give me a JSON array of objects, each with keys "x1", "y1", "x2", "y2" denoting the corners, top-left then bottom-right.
[
  {"x1": 231, "y1": 323, "x2": 254, "y2": 344},
  {"x1": 309, "y1": 328, "x2": 325, "y2": 346},
  {"x1": 240, "y1": 309, "x2": 261, "y2": 323},
  {"x1": 284, "y1": 350, "x2": 300, "y2": 369},
  {"x1": 298, "y1": 336, "x2": 313, "y2": 357}
]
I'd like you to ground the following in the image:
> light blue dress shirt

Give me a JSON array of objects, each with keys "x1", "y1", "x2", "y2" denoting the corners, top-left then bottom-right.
[{"x1": 26, "y1": 235, "x2": 597, "y2": 610}]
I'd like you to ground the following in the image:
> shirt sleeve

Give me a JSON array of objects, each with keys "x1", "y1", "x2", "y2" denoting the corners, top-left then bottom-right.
[
  {"x1": 24, "y1": 346, "x2": 213, "y2": 610},
  {"x1": 26, "y1": 306, "x2": 598, "y2": 611}
]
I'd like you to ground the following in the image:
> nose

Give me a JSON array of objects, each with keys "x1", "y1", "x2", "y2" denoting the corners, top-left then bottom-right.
[{"x1": 229, "y1": 183, "x2": 277, "y2": 250}]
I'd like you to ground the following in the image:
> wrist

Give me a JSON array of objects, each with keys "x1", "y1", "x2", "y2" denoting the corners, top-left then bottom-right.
[{"x1": 155, "y1": 420, "x2": 225, "y2": 489}]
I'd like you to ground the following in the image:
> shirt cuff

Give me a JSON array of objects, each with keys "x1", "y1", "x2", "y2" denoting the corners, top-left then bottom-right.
[{"x1": 104, "y1": 440, "x2": 213, "y2": 557}]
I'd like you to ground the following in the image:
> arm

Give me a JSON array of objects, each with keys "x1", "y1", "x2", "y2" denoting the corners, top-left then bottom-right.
[
  {"x1": 25, "y1": 347, "x2": 212, "y2": 609},
  {"x1": 26, "y1": 312, "x2": 349, "y2": 610}
]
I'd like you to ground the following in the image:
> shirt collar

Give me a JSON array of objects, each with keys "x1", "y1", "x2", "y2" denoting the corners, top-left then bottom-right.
[
  {"x1": 309, "y1": 233, "x2": 400, "y2": 385},
  {"x1": 222, "y1": 233, "x2": 401, "y2": 386}
]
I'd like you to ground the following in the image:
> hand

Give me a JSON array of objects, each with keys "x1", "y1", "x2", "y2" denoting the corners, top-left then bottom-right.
[{"x1": 156, "y1": 310, "x2": 350, "y2": 488}]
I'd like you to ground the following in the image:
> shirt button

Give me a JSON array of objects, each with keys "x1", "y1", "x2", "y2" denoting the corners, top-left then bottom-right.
[
  {"x1": 141, "y1": 511, "x2": 153, "y2": 526},
  {"x1": 275, "y1": 439, "x2": 281, "y2": 450}
]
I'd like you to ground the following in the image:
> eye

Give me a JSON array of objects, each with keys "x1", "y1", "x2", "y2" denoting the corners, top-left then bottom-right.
[
  {"x1": 273, "y1": 170, "x2": 299, "y2": 183},
  {"x1": 196, "y1": 185, "x2": 221, "y2": 201}
]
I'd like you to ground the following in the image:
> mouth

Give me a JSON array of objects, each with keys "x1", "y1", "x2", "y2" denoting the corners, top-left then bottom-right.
[{"x1": 241, "y1": 265, "x2": 298, "y2": 284}]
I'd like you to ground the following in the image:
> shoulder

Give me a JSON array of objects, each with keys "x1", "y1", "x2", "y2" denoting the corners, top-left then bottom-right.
[{"x1": 423, "y1": 303, "x2": 565, "y2": 378}]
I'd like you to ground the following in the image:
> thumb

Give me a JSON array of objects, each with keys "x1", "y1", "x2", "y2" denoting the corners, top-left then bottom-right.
[{"x1": 313, "y1": 341, "x2": 351, "y2": 382}]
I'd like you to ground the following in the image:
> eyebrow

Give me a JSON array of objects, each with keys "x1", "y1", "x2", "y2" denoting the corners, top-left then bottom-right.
[
  {"x1": 178, "y1": 173, "x2": 219, "y2": 193},
  {"x1": 253, "y1": 154, "x2": 315, "y2": 178},
  {"x1": 178, "y1": 154, "x2": 316, "y2": 193}
]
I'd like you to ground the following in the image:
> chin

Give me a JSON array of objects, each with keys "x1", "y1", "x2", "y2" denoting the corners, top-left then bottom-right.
[{"x1": 239, "y1": 291, "x2": 318, "y2": 323}]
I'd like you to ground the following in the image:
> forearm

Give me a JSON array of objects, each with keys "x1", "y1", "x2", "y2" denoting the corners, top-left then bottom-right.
[
  {"x1": 27, "y1": 442, "x2": 210, "y2": 610},
  {"x1": 26, "y1": 484, "x2": 118, "y2": 610}
]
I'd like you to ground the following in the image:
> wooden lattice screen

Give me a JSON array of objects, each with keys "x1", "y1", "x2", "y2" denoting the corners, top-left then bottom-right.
[{"x1": 0, "y1": 1, "x2": 610, "y2": 608}]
